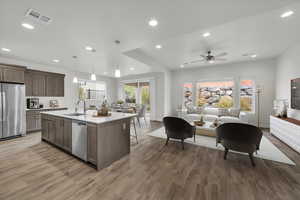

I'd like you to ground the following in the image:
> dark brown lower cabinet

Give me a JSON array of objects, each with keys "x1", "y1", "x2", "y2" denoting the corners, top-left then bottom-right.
[
  {"x1": 48, "y1": 119, "x2": 56, "y2": 143},
  {"x1": 96, "y1": 119, "x2": 130, "y2": 169},
  {"x1": 41, "y1": 118, "x2": 49, "y2": 140},
  {"x1": 55, "y1": 118, "x2": 64, "y2": 148},
  {"x1": 26, "y1": 108, "x2": 67, "y2": 133},
  {"x1": 41, "y1": 114, "x2": 72, "y2": 153},
  {"x1": 63, "y1": 119, "x2": 72, "y2": 152},
  {"x1": 26, "y1": 111, "x2": 41, "y2": 132},
  {"x1": 87, "y1": 123, "x2": 97, "y2": 165},
  {"x1": 41, "y1": 115, "x2": 131, "y2": 170}
]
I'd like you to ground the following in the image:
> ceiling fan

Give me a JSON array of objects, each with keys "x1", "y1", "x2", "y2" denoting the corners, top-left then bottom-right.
[{"x1": 187, "y1": 50, "x2": 228, "y2": 65}]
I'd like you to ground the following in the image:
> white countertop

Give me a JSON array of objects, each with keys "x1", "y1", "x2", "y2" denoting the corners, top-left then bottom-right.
[
  {"x1": 41, "y1": 110, "x2": 137, "y2": 124},
  {"x1": 26, "y1": 107, "x2": 68, "y2": 111}
]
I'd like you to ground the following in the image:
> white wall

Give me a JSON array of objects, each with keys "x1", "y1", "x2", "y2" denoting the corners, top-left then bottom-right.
[
  {"x1": 117, "y1": 72, "x2": 170, "y2": 121},
  {"x1": 276, "y1": 43, "x2": 300, "y2": 120},
  {"x1": 0, "y1": 56, "x2": 118, "y2": 110},
  {"x1": 170, "y1": 58, "x2": 277, "y2": 128}
]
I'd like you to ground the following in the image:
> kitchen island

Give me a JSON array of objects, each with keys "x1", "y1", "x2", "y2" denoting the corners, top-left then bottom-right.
[{"x1": 41, "y1": 110, "x2": 137, "y2": 170}]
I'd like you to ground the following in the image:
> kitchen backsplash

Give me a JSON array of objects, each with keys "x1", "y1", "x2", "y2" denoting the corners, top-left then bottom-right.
[{"x1": 25, "y1": 96, "x2": 66, "y2": 108}]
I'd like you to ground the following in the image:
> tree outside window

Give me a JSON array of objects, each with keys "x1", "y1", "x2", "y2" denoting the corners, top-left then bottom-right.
[
  {"x1": 196, "y1": 81, "x2": 234, "y2": 108},
  {"x1": 240, "y1": 80, "x2": 255, "y2": 112},
  {"x1": 124, "y1": 84, "x2": 137, "y2": 103}
]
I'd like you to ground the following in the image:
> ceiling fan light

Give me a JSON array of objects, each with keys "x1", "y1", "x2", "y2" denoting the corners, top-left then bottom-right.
[
  {"x1": 115, "y1": 69, "x2": 121, "y2": 78},
  {"x1": 281, "y1": 10, "x2": 294, "y2": 18},
  {"x1": 202, "y1": 32, "x2": 211, "y2": 37}
]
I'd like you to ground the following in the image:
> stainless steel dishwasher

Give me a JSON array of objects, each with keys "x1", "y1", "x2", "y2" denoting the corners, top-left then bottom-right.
[{"x1": 72, "y1": 121, "x2": 87, "y2": 161}]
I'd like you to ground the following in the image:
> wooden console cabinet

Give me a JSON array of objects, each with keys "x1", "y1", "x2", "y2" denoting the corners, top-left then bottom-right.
[{"x1": 270, "y1": 115, "x2": 300, "y2": 153}]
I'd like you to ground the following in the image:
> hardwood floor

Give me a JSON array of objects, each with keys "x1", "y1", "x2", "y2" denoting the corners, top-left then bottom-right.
[{"x1": 1, "y1": 122, "x2": 300, "y2": 200}]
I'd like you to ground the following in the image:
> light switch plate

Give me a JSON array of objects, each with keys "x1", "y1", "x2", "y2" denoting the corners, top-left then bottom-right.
[{"x1": 122, "y1": 123, "x2": 126, "y2": 130}]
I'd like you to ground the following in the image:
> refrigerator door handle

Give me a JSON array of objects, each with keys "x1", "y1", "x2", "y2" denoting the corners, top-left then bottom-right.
[{"x1": 0, "y1": 92, "x2": 2, "y2": 122}]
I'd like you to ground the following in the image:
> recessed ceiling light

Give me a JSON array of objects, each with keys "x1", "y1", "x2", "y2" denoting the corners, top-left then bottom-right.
[
  {"x1": 251, "y1": 54, "x2": 257, "y2": 58},
  {"x1": 203, "y1": 32, "x2": 211, "y2": 37},
  {"x1": 1, "y1": 48, "x2": 11, "y2": 52},
  {"x1": 52, "y1": 59, "x2": 60, "y2": 63},
  {"x1": 22, "y1": 23, "x2": 34, "y2": 30},
  {"x1": 85, "y1": 46, "x2": 94, "y2": 51},
  {"x1": 148, "y1": 19, "x2": 158, "y2": 27},
  {"x1": 281, "y1": 10, "x2": 294, "y2": 18},
  {"x1": 180, "y1": 64, "x2": 184, "y2": 68},
  {"x1": 155, "y1": 44, "x2": 162, "y2": 49},
  {"x1": 130, "y1": 67, "x2": 135, "y2": 71}
]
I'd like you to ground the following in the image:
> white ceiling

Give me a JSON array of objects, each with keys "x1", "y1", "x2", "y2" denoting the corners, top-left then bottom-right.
[
  {"x1": 127, "y1": 2, "x2": 300, "y2": 70},
  {"x1": 0, "y1": 0, "x2": 298, "y2": 76}
]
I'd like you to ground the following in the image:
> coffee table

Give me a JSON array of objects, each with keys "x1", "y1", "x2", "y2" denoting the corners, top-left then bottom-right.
[{"x1": 193, "y1": 121, "x2": 217, "y2": 137}]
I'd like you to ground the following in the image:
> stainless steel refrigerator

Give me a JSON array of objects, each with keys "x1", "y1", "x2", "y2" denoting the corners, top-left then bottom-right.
[{"x1": 0, "y1": 83, "x2": 26, "y2": 139}]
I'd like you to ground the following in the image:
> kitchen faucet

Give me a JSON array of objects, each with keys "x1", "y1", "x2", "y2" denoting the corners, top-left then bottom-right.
[{"x1": 75, "y1": 99, "x2": 86, "y2": 114}]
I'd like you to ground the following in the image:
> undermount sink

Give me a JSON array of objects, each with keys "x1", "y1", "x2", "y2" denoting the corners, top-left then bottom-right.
[{"x1": 64, "y1": 113, "x2": 85, "y2": 117}]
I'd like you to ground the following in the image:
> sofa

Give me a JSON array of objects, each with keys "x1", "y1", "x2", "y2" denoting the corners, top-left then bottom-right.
[{"x1": 179, "y1": 106, "x2": 248, "y2": 124}]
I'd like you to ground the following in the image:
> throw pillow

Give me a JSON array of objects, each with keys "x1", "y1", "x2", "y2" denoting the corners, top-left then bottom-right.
[
  {"x1": 218, "y1": 108, "x2": 230, "y2": 117},
  {"x1": 229, "y1": 108, "x2": 240, "y2": 118}
]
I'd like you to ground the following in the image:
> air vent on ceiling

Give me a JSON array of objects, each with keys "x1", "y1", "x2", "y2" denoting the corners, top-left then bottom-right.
[{"x1": 25, "y1": 8, "x2": 52, "y2": 24}]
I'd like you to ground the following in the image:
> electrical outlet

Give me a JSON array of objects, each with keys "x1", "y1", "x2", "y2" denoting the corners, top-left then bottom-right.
[{"x1": 122, "y1": 123, "x2": 126, "y2": 130}]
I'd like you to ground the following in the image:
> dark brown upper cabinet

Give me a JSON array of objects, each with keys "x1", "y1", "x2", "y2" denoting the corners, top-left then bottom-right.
[
  {"x1": 25, "y1": 69, "x2": 65, "y2": 97},
  {"x1": 46, "y1": 74, "x2": 65, "y2": 97},
  {"x1": 0, "y1": 64, "x2": 26, "y2": 84}
]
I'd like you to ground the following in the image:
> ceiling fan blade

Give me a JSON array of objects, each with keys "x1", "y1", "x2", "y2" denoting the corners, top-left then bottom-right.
[
  {"x1": 215, "y1": 58, "x2": 227, "y2": 61},
  {"x1": 200, "y1": 55, "x2": 206, "y2": 58},
  {"x1": 190, "y1": 59, "x2": 205, "y2": 64},
  {"x1": 215, "y1": 52, "x2": 228, "y2": 57}
]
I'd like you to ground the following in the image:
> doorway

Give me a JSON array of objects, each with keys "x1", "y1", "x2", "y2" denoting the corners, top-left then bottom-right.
[{"x1": 121, "y1": 79, "x2": 155, "y2": 121}]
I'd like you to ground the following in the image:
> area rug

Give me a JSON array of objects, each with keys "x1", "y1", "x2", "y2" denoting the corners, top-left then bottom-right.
[{"x1": 148, "y1": 128, "x2": 295, "y2": 165}]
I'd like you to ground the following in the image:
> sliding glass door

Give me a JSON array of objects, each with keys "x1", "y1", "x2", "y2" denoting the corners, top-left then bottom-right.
[{"x1": 122, "y1": 80, "x2": 151, "y2": 113}]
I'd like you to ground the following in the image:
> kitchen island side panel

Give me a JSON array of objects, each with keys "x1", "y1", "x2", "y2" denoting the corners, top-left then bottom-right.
[{"x1": 96, "y1": 118, "x2": 131, "y2": 170}]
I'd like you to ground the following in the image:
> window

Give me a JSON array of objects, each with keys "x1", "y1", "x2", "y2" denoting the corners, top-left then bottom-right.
[
  {"x1": 79, "y1": 80, "x2": 106, "y2": 101},
  {"x1": 183, "y1": 83, "x2": 193, "y2": 108},
  {"x1": 240, "y1": 80, "x2": 255, "y2": 112},
  {"x1": 196, "y1": 81, "x2": 234, "y2": 108}
]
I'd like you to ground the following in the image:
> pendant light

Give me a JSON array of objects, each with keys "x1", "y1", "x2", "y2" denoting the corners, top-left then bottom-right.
[
  {"x1": 90, "y1": 66, "x2": 96, "y2": 81},
  {"x1": 114, "y1": 40, "x2": 121, "y2": 78},
  {"x1": 72, "y1": 56, "x2": 79, "y2": 84},
  {"x1": 115, "y1": 68, "x2": 121, "y2": 78},
  {"x1": 90, "y1": 73, "x2": 96, "y2": 81},
  {"x1": 73, "y1": 77, "x2": 78, "y2": 83}
]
